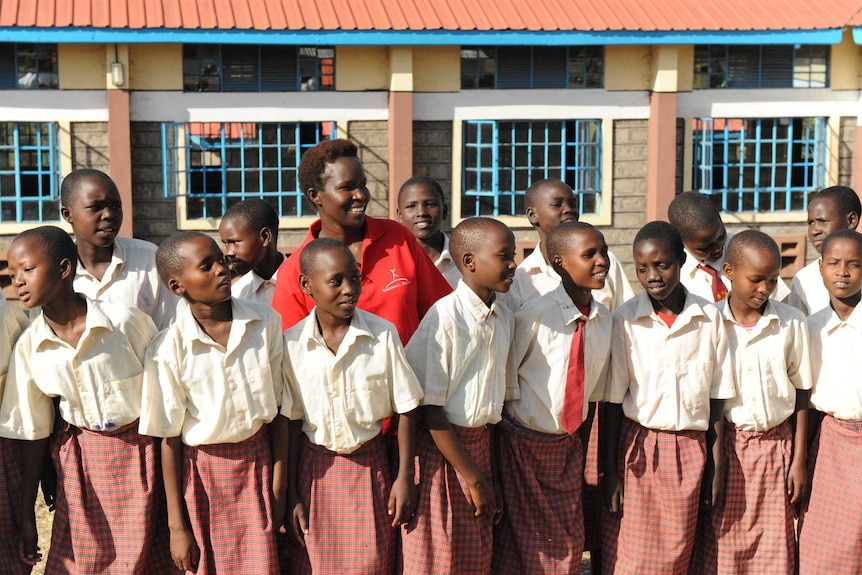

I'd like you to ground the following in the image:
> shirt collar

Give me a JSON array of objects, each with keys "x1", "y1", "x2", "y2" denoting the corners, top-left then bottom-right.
[
  {"x1": 632, "y1": 286, "x2": 707, "y2": 331},
  {"x1": 302, "y1": 307, "x2": 376, "y2": 357},
  {"x1": 32, "y1": 295, "x2": 111, "y2": 351},
  {"x1": 552, "y1": 282, "x2": 602, "y2": 325},
  {"x1": 436, "y1": 233, "x2": 453, "y2": 266},
  {"x1": 177, "y1": 298, "x2": 262, "y2": 351},
  {"x1": 521, "y1": 242, "x2": 561, "y2": 281},
  {"x1": 823, "y1": 301, "x2": 862, "y2": 335},
  {"x1": 455, "y1": 280, "x2": 500, "y2": 322},
  {"x1": 75, "y1": 238, "x2": 125, "y2": 279},
  {"x1": 717, "y1": 297, "x2": 780, "y2": 331}
]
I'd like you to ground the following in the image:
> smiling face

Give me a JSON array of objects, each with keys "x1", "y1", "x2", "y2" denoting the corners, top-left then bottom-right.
[
  {"x1": 7, "y1": 237, "x2": 71, "y2": 309},
  {"x1": 553, "y1": 227, "x2": 609, "y2": 293},
  {"x1": 300, "y1": 247, "x2": 362, "y2": 323},
  {"x1": 807, "y1": 197, "x2": 852, "y2": 255},
  {"x1": 461, "y1": 225, "x2": 517, "y2": 303},
  {"x1": 634, "y1": 238, "x2": 684, "y2": 303},
  {"x1": 170, "y1": 236, "x2": 232, "y2": 305},
  {"x1": 307, "y1": 156, "x2": 370, "y2": 232},
  {"x1": 724, "y1": 246, "x2": 780, "y2": 313},
  {"x1": 219, "y1": 216, "x2": 267, "y2": 274},
  {"x1": 61, "y1": 175, "x2": 123, "y2": 249},
  {"x1": 682, "y1": 221, "x2": 727, "y2": 264},
  {"x1": 527, "y1": 182, "x2": 579, "y2": 238},
  {"x1": 397, "y1": 182, "x2": 447, "y2": 241},
  {"x1": 819, "y1": 236, "x2": 862, "y2": 302}
]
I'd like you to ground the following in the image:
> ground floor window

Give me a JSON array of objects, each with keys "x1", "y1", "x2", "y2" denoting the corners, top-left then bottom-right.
[{"x1": 0, "y1": 122, "x2": 60, "y2": 222}]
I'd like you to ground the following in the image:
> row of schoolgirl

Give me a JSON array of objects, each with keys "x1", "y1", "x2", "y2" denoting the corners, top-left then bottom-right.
[{"x1": 0, "y1": 151, "x2": 856, "y2": 575}]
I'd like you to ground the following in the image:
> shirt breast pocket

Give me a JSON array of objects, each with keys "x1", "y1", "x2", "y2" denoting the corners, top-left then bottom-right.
[
  {"x1": 95, "y1": 374, "x2": 143, "y2": 430},
  {"x1": 678, "y1": 361, "x2": 712, "y2": 414},
  {"x1": 763, "y1": 359, "x2": 793, "y2": 402},
  {"x1": 348, "y1": 378, "x2": 392, "y2": 427},
  {"x1": 246, "y1": 364, "x2": 278, "y2": 420}
]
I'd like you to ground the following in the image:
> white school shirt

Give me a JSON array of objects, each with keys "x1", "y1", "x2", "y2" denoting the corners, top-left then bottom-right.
[
  {"x1": 807, "y1": 304, "x2": 862, "y2": 421},
  {"x1": 507, "y1": 242, "x2": 634, "y2": 312},
  {"x1": 507, "y1": 284, "x2": 612, "y2": 435},
  {"x1": 139, "y1": 299, "x2": 286, "y2": 446},
  {"x1": 405, "y1": 281, "x2": 515, "y2": 428},
  {"x1": 231, "y1": 266, "x2": 280, "y2": 305},
  {"x1": 434, "y1": 233, "x2": 462, "y2": 289},
  {"x1": 73, "y1": 236, "x2": 180, "y2": 329},
  {"x1": 0, "y1": 298, "x2": 157, "y2": 440},
  {"x1": 788, "y1": 259, "x2": 830, "y2": 316},
  {"x1": 282, "y1": 308, "x2": 424, "y2": 454},
  {"x1": 606, "y1": 289, "x2": 735, "y2": 431},
  {"x1": 718, "y1": 299, "x2": 812, "y2": 431},
  {"x1": 0, "y1": 300, "x2": 30, "y2": 403}
]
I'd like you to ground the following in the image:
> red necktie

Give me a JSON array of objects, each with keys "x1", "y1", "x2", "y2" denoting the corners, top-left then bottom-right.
[
  {"x1": 697, "y1": 264, "x2": 729, "y2": 302},
  {"x1": 561, "y1": 318, "x2": 585, "y2": 435}
]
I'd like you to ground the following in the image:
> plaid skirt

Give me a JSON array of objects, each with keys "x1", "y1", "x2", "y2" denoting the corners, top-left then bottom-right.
[
  {"x1": 583, "y1": 403, "x2": 602, "y2": 551},
  {"x1": 183, "y1": 426, "x2": 277, "y2": 575},
  {"x1": 286, "y1": 433, "x2": 394, "y2": 575},
  {"x1": 691, "y1": 420, "x2": 795, "y2": 575},
  {"x1": 401, "y1": 424, "x2": 493, "y2": 575},
  {"x1": 492, "y1": 416, "x2": 584, "y2": 575},
  {"x1": 798, "y1": 415, "x2": 862, "y2": 574},
  {"x1": 45, "y1": 420, "x2": 173, "y2": 575},
  {"x1": 0, "y1": 437, "x2": 30, "y2": 575},
  {"x1": 601, "y1": 418, "x2": 705, "y2": 575}
]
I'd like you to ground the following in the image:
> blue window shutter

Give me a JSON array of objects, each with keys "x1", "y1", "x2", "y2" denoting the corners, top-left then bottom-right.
[
  {"x1": 760, "y1": 45, "x2": 793, "y2": 88},
  {"x1": 726, "y1": 46, "x2": 760, "y2": 88},
  {"x1": 222, "y1": 45, "x2": 259, "y2": 91},
  {"x1": 0, "y1": 44, "x2": 16, "y2": 89},
  {"x1": 532, "y1": 47, "x2": 567, "y2": 88},
  {"x1": 497, "y1": 47, "x2": 531, "y2": 89},
  {"x1": 261, "y1": 46, "x2": 298, "y2": 91}
]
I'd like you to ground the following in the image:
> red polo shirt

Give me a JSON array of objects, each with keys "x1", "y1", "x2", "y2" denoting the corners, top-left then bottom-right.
[{"x1": 272, "y1": 216, "x2": 452, "y2": 345}]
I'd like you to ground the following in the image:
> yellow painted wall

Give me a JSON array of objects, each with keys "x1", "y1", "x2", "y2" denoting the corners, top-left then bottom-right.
[
  {"x1": 336, "y1": 46, "x2": 389, "y2": 91},
  {"x1": 413, "y1": 46, "x2": 460, "y2": 92},
  {"x1": 129, "y1": 44, "x2": 183, "y2": 90},
  {"x1": 604, "y1": 45, "x2": 651, "y2": 91},
  {"x1": 676, "y1": 45, "x2": 694, "y2": 92},
  {"x1": 831, "y1": 29, "x2": 860, "y2": 90},
  {"x1": 58, "y1": 44, "x2": 105, "y2": 89}
]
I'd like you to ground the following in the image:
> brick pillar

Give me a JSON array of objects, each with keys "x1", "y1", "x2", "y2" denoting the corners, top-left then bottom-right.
[
  {"x1": 107, "y1": 89, "x2": 133, "y2": 237},
  {"x1": 646, "y1": 91, "x2": 677, "y2": 222},
  {"x1": 388, "y1": 91, "x2": 414, "y2": 219}
]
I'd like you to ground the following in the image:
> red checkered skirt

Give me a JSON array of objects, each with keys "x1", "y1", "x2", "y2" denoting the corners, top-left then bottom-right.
[
  {"x1": 492, "y1": 416, "x2": 584, "y2": 575},
  {"x1": 601, "y1": 418, "x2": 705, "y2": 575},
  {"x1": 286, "y1": 433, "x2": 394, "y2": 575},
  {"x1": 583, "y1": 403, "x2": 602, "y2": 551},
  {"x1": 691, "y1": 420, "x2": 795, "y2": 575},
  {"x1": 183, "y1": 425, "x2": 277, "y2": 575},
  {"x1": 45, "y1": 420, "x2": 173, "y2": 575},
  {"x1": 0, "y1": 438, "x2": 30, "y2": 575},
  {"x1": 798, "y1": 415, "x2": 862, "y2": 574},
  {"x1": 401, "y1": 424, "x2": 493, "y2": 575}
]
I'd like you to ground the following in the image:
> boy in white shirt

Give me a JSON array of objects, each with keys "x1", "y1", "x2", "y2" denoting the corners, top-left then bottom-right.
[
  {"x1": 0, "y1": 226, "x2": 168, "y2": 574},
  {"x1": 693, "y1": 231, "x2": 811, "y2": 575},
  {"x1": 281, "y1": 238, "x2": 423, "y2": 575},
  {"x1": 219, "y1": 198, "x2": 285, "y2": 304},
  {"x1": 140, "y1": 231, "x2": 287, "y2": 575},
  {"x1": 789, "y1": 186, "x2": 860, "y2": 315},
  {"x1": 401, "y1": 217, "x2": 517, "y2": 575},
  {"x1": 798, "y1": 229, "x2": 862, "y2": 574},
  {"x1": 601, "y1": 221, "x2": 735, "y2": 575},
  {"x1": 493, "y1": 221, "x2": 613, "y2": 575}
]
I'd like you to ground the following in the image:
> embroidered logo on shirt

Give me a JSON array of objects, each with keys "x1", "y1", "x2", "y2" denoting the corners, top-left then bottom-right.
[{"x1": 382, "y1": 268, "x2": 412, "y2": 292}]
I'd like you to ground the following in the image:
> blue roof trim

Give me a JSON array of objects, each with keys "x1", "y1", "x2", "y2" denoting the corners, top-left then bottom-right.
[{"x1": 0, "y1": 27, "x2": 844, "y2": 46}]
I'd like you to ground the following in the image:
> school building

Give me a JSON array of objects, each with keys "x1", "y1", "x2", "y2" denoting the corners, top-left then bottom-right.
[{"x1": 1, "y1": 0, "x2": 862, "y2": 293}]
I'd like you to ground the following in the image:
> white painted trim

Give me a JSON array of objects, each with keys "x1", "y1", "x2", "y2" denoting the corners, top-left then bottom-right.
[
  {"x1": 130, "y1": 91, "x2": 390, "y2": 122},
  {"x1": 414, "y1": 90, "x2": 650, "y2": 121},
  {"x1": 0, "y1": 90, "x2": 108, "y2": 122},
  {"x1": 677, "y1": 88, "x2": 862, "y2": 119}
]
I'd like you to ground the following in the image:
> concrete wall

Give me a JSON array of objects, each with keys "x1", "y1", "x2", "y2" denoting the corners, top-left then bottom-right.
[
  {"x1": 608, "y1": 119, "x2": 649, "y2": 284},
  {"x1": 129, "y1": 122, "x2": 177, "y2": 244},
  {"x1": 348, "y1": 120, "x2": 390, "y2": 218}
]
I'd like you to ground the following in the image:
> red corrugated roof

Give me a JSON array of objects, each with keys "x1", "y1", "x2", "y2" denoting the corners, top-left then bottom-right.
[{"x1": 1, "y1": 0, "x2": 861, "y2": 31}]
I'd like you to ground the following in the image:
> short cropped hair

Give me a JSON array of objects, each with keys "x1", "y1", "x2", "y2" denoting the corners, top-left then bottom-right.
[
  {"x1": 546, "y1": 221, "x2": 602, "y2": 261},
  {"x1": 668, "y1": 191, "x2": 722, "y2": 239},
  {"x1": 156, "y1": 231, "x2": 212, "y2": 285},
  {"x1": 821, "y1": 229, "x2": 862, "y2": 258},
  {"x1": 13, "y1": 225, "x2": 77, "y2": 267},
  {"x1": 222, "y1": 199, "x2": 279, "y2": 236},
  {"x1": 398, "y1": 176, "x2": 444, "y2": 205},
  {"x1": 297, "y1": 139, "x2": 358, "y2": 195},
  {"x1": 524, "y1": 179, "x2": 573, "y2": 209},
  {"x1": 60, "y1": 169, "x2": 119, "y2": 208},
  {"x1": 450, "y1": 217, "x2": 512, "y2": 269},
  {"x1": 812, "y1": 186, "x2": 862, "y2": 221},
  {"x1": 634, "y1": 221, "x2": 685, "y2": 261},
  {"x1": 299, "y1": 238, "x2": 355, "y2": 276},
  {"x1": 725, "y1": 230, "x2": 781, "y2": 268}
]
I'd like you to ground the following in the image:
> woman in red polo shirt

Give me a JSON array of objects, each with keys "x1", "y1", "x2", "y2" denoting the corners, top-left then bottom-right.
[{"x1": 271, "y1": 139, "x2": 451, "y2": 344}]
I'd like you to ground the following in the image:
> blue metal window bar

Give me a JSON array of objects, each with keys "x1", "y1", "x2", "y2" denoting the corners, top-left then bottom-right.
[
  {"x1": 0, "y1": 122, "x2": 60, "y2": 222},
  {"x1": 162, "y1": 121, "x2": 333, "y2": 219},
  {"x1": 692, "y1": 117, "x2": 826, "y2": 213},
  {"x1": 462, "y1": 119, "x2": 602, "y2": 218}
]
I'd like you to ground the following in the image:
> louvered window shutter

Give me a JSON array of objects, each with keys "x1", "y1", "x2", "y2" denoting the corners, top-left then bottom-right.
[
  {"x1": 261, "y1": 46, "x2": 298, "y2": 91},
  {"x1": 497, "y1": 47, "x2": 532, "y2": 89},
  {"x1": 726, "y1": 46, "x2": 760, "y2": 88},
  {"x1": 760, "y1": 46, "x2": 793, "y2": 88},
  {"x1": 222, "y1": 45, "x2": 259, "y2": 91},
  {"x1": 532, "y1": 47, "x2": 567, "y2": 89},
  {"x1": 0, "y1": 44, "x2": 17, "y2": 89}
]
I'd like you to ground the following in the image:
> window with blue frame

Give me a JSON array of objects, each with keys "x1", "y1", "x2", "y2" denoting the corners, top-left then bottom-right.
[
  {"x1": 692, "y1": 117, "x2": 826, "y2": 213},
  {"x1": 0, "y1": 122, "x2": 61, "y2": 222},
  {"x1": 693, "y1": 45, "x2": 829, "y2": 89},
  {"x1": 162, "y1": 121, "x2": 333, "y2": 220},
  {"x1": 182, "y1": 45, "x2": 335, "y2": 92},
  {"x1": 0, "y1": 43, "x2": 59, "y2": 89},
  {"x1": 461, "y1": 47, "x2": 603, "y2": 89},
  {"x1": 462, "y1": 120, "x2": 602, "y2": 218}
]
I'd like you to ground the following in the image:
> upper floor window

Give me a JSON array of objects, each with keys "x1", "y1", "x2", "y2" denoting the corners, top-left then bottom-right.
[
  {"x1": 183, "y1": 45, "x2": 335, "y2": 92},
  {"x1": 461, "y1": 46, "x2": 603, "y2": 89},
  {"x1": 462, "y1": 119, "x2": 602, "y2": 218},
  {"x1": 0, "y1": 122, "x2": 61, "y2": 222},
  {"x1": 692, "y1": 117, "x2": 825, "y2": 213},
  {"x1": 0, "y1": 44, "x2": 59, "y2": 90},
  {"x1": 162, "y1": 121, "x2": 333, "y2": 220},
  {"x1": 694, "y1": 45, "x2": 829, "y2": 89}
]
